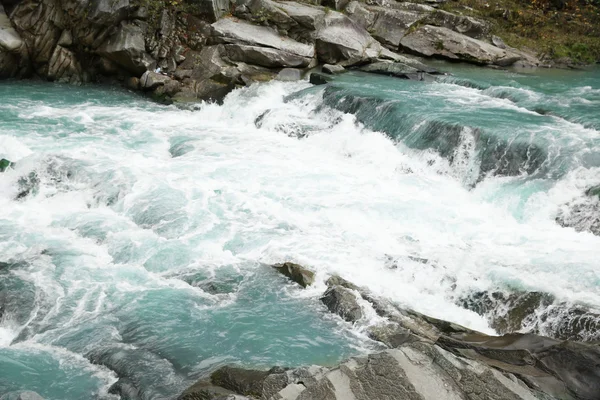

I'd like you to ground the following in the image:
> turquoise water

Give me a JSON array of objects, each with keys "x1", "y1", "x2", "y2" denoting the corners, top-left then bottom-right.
[{"x1": 0, "y1": 67, "x2": 599, "y2": 399}]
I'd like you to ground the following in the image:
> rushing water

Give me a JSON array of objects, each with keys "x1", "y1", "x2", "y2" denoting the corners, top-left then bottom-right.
[{"x1": 0, "y1": 65, "x2": 599, "y2": 399}]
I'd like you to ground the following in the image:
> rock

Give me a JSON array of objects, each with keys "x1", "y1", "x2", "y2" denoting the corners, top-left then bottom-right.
[
  {"x1": 556, "y1": 193, "x2": 600, "y2": 236},
  {"x1": 296, "y1": 341, "x2": 546, "y2": 400},
  {"x1": 368, "y1": 7, "x2": 426, "y2": 49},
  {"x1": 140, "y1": 71, "x2": 171, "y2": 90},
  {"x1": 0, "y1": 158, "x2": 13, "y2": 172},
  {"x1": 425, "y1": 9, "x2": 490, "y2": 39},
  {"x1": 189, "y1": 0, "x2": 231, "y2": 22},
  {"x1": 272, "y1": 262, "x2": 315, "y2": 288},
  {"x1": 322, "y1": 64, "x2": 345, "y2": 74},
  {"x1": 0, "y1": 4, "x2": 24, "y2": 52},
  {"x1": 211, "y1": 17, "x2": 314, "y2": 59},
  {"x1": 126, "y1": 76, "x2": 140, "y2": 90},
  {"x1": 492, "y1": 35, "x2": 507, "y2": 49},
  {"x1": 400, "y1": 25, "x2": 521, "y2": 66},
  {"x1": 359, "y1": 61, "x2": 435, "y2": 81},
  {"x1": 320, "y1": 285, "x2": 363, "y2": 322},
  {"x1": 47, "y1": 46, "x2": 83, "y2": 84},
  {"x1": 98, "y1": 21, "x2": 152, "y2": 75},
  {"x1": 224, "y1": 44, "x2": 312, "y2": 68},
  {"x1": 273, "y1": 1, "x2": 326, "y2": 30},
  {"x1": 586, "y1": 184, "x2": 600, "y2": 198},
  {"x1": 315, "y1": 12, "x2": 383, "y2": 66},
  {"x1": 368, "y1": 323, "x2": 420, "y2": 348},
  {"x1": 210, "y1": 366, "x2": 273, "y2": 397},
  {"x1": 309, "y1": 71, "x2": 333, "y2": 85},
  {"x1": 233, "y1": 0, "x2": 297, "y2": 31},
  {"x1": 0, "y1": 391, "x2": 45, "y2": 400},
  {"x1": 276, "y1": 68, "x2": 302, "y2": 81},
  {"x1": 0, "y1": 4, "x2": 25, "y2": 78}
]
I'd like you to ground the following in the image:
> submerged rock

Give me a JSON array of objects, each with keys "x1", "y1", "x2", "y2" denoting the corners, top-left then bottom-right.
[
  {"x1": 556, "y1": 189, "x2": 600, "y2": 236},
  {"x1": 272, "y1": 262, "x2": 315, "y2": 288},
  {"x1": 309, "y1": 72, "x2": 333, "y2": 85},
  {"x1": 359, "y1": 61, "x2": 436, "y2": 81},
  {"x1": 0, "y1": 158, "x2": 12, "y2": 172},
  {"x1": 0, "y1": 391, "x2": 45, "y2": 400}
]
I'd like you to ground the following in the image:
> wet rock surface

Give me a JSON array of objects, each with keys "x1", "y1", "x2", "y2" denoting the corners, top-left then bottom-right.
[
  {"x1": 180, "y1": 272, "x2": 600, "y2": 400},
  {"x1": 272, "y1": 262, "x2": 315, "y2": 288}
]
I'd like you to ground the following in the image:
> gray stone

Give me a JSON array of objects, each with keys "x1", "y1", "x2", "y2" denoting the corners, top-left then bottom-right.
[
  {"x1": 126, "y1": 76, "x2": 140, "y2": 90},
  {"x1": 140, "y1": 71, "x2": 171, "y2": 89},
  {"x1": 320, "y1": 285, "x2": 363, "y2": 322},
  {"x1": 369, "y1": 7, "x2": 425, "y2": 48},
  {"x1": 225, "y1": 44, "x2": 312, "y2": 68},
  {"x1": 400, "y1": 25, "x2": 521, "y2": 66},
  {"x1": 47, "y1": 45, "x2": 83, "y2": 83},
  {"x1": 98, "y1": 21, "x2": 152, "y2": 74},
  {"x1": 425, "y1": 9, "x2": 490, "y2": 39},
  {"x1": 492, "y1": 35, "x2": 507, "y2": 49},
  {"x1": 276, "y1": 68, "x2": 302, "y2": 81},
  {"x1": 322, "y1": 64, "x2": 345, "y2": 74},
  {"x1": 234, "y1": 0, "x2": 297, "y2": 31},
  {"x1": 272, "y1": 262, "x2": 315, "y2": 288},
  {"x1": 0, "y1": 5, "x2": 24, "y2": 52},
  {"x1": 315, "y1": 12, "x2": 383, "y2": 66},
  {"x1": 211, "y1": 17, "x2": 314, "y2": 59},
  {"x1": 321, "y1": 0, "x2": 349, "y2": 11},
  {"x1": 556, "y1": 194, "x2": 600, "y2": 237},
  {"x1": 274, "y1": 1, "x2": 326, "y2": 30}
]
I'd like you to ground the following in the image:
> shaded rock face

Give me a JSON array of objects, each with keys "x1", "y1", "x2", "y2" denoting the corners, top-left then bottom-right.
[{"x1": 272, "y1": 262, "x2": 315, "y2": 288}]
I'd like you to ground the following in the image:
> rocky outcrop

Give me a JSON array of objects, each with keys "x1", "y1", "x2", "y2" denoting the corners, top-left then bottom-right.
[
  {"x1": 400, "y1": 25, "x2": 523, "y2": 66},
  {"x1": 180, "y1": 273, "x2": 600, "y2": 400},
  {"x1": 272, "y1": 262, "x2": 315, "y2": 288},
  {"x1": 0, "y1": 3, "x2": 26, "y2": 78},
  {"x1": 320, "y1": 285, "x2": 363, "y2": 322}
]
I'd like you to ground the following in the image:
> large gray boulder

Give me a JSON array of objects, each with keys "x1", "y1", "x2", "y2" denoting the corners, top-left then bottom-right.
[
  {"x1": 97, "y1": 21, "x2": 152, "y2": 74},
  {"x1": 315, "y1": 12, "x2": 383, "y2": 66},
  {"x1": 400, "y1": 25, "x2": 521, "y2": 66},
  {"x1": 274, "y1": 1, "x2": 326, "y2": 30},
  {"x1": 424, "y1": 9, "x2": 490, "y2": 39},
  {"x1": 0, "y1": 4, "x2": 25, "y2": 78},
  {"x1": 225, "y1": 44, "x2": 312, "y2": 68},
  {"x1": 211, "y1": 17, "x2": 314, "y2": 59},
  {"x1": 47, "y1": 45, "x2": 83, "y2": 83}
]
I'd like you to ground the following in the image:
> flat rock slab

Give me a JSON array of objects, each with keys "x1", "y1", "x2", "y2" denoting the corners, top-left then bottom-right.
[
  {"x1": 211, "y1": 17, "x2": 315, "y2": 59},
  {"x1": 400, "y1": 25, "x2": 520, "y2": 66},
  {"x1": 225, "y1": 44, "x2": 311, "y2": 68}
]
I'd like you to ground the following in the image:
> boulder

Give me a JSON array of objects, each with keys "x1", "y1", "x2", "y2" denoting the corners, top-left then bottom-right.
[
  {"x1": 425, "y1": 9, "x2": 490, "y2": 39},
  {"x1": 47, "y1": 46, "x2": 83, "y2": 83},
  {"x1": 211, "y1": 17, "x2": 314, "y2": 59},
  {"x1": 224, "y1": 44, "x2": 312, "y2": 68},
  {"x1": 315, "y1": 12, "x2": 383, "y2": 66},
  {"x1": 272, "y1": 262, "x2": 315, "y2": 288},
  {"x1": 140, "y1": 71, "x2": 172, "y2": 90},
  {"x1": 322, "y1": 64, "x2": 345, "y2": 74},
  {"x1": 400, "y1": 25, "x2": 521, "y2": 66},
  {"x1": 320, "y1": 285, "x2": 363, "y2": 322},
  {"x1": 233, "y1": 0, "x2": 297, "y2": 31},
  {"x1": 0, "y1": 158, "x2": 12, "y2": 172},
  {"x1": 210, "y1": 366, "x2": 273, "y2": 397},
  {"x1": 309, "y1": 71, "x2": 333, "y2": 85},
  {"x1": 492, "y1": 35, "x2": 507, "y2": 49},
  {"x1": 273, "y1": 1, "x2": 326, "y2": 30},
  {"x1": 321, "y1": 0, "x2": 349, "y2": 11},
  {"x1": 276, "y1": 68, "x2": 302, "y2": 81},
  {"x1": 368, "y1": 7, "x2": 426, "y2": 49},
  {"x1": 359, "y1": 61, "x2": 436, "y2": 81},
  {"x1": 97, "y1": 21, "x2": 153, "y2": 74}
]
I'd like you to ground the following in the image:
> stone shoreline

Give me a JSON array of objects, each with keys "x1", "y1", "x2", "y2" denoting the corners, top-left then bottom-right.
[
  {"x1": 1, "y1": 0, "x2": 547, "y2": 106},
  {"x1": 175, "y1": 262, "x2": 600, "y2": 400}
]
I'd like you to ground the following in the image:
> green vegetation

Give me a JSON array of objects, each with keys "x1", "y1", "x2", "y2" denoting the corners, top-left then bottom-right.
[{"x1": 441, "y1": 0, "x2": 600, "y2": 64}]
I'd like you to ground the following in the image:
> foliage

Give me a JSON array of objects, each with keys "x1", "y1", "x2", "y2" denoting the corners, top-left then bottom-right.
[{"x1": 441, "y1": 0, "x2": 600, "y2": 64}]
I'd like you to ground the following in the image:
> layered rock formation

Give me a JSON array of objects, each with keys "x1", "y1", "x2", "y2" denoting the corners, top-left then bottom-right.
[
  {"x1": 179, "y1": 271, "x2": 600, "y2": 400},
  {"x1": 0, "y1": 0, "x2": 541, "y2": 103}
]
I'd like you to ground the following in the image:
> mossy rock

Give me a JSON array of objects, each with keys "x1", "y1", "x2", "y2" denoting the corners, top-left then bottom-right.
[{"x1": 0, "y1": 158, "x2": 13, "y2": 172}]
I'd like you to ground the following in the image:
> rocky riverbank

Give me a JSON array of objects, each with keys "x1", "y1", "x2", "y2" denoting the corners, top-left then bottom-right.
[
  {"x1": 173, "y1": 262, "x2": 600, "y2": 400},
  {"x1": 0, "y1": 0, "x2": 550, "y2": 105}
]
